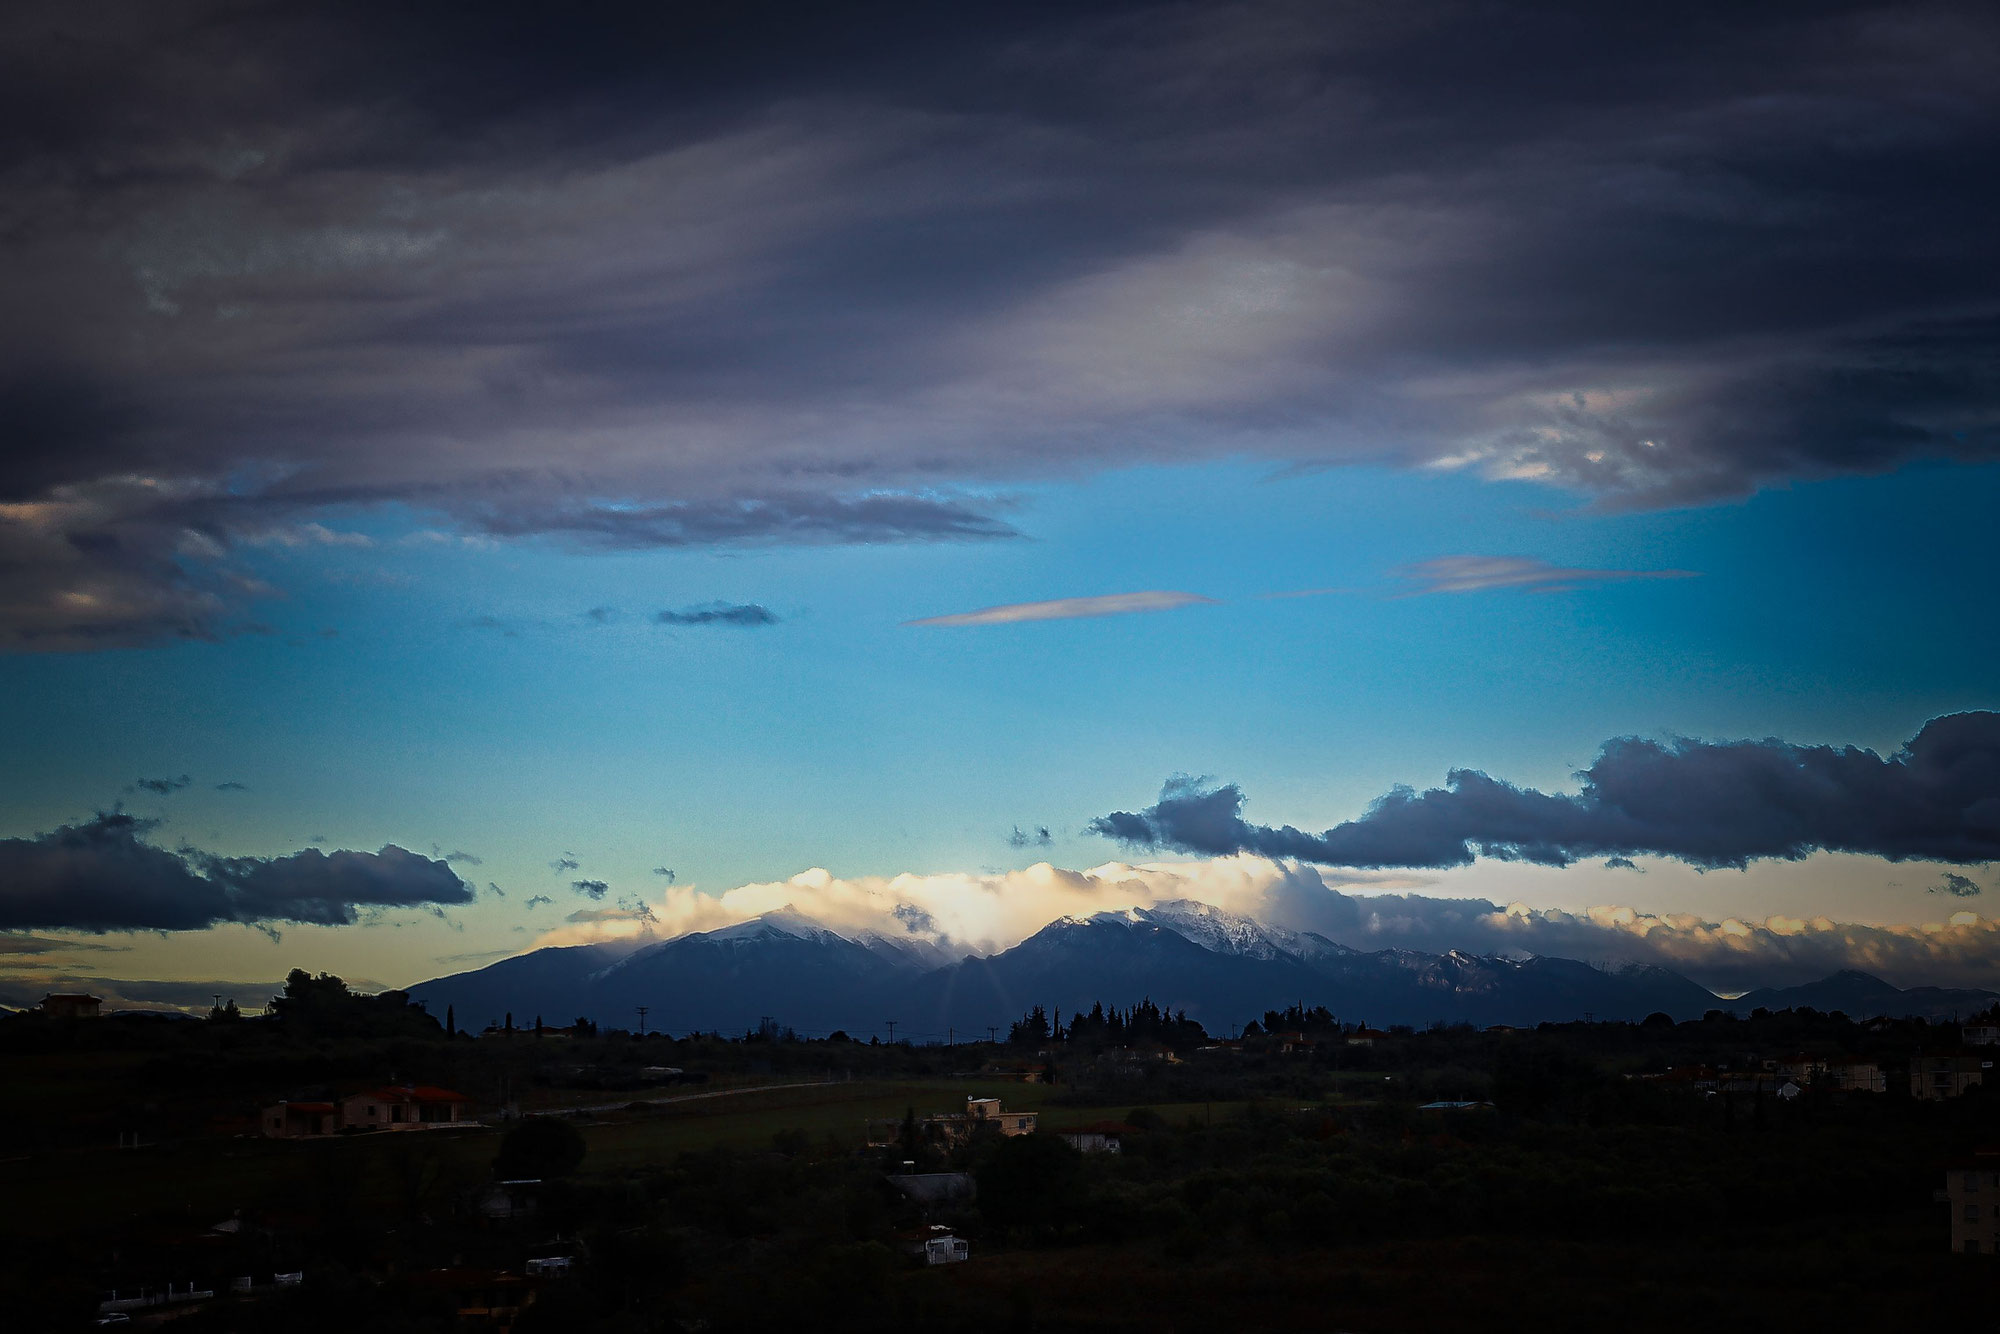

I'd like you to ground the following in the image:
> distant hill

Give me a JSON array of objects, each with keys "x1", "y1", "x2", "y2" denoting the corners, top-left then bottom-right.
[
  {"x1": 407, "y1": 902, "x2": 2000, "y2": 1037},
  {"x1": 1729, "y1": 969, "x2": 2000, "y2": 1022}
]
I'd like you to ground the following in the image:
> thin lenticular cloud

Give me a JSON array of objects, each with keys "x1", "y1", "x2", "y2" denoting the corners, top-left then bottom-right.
[
  {"x1": 1395, "y1": 556, "x2": 1699, "y2": 596},
  {"x1": 906, "y1": 590, "x2": 1218, "y2": 627}
]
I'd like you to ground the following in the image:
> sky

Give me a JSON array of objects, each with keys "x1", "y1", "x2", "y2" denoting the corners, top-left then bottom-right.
[{"x1": 2, "y1": 0, "x2": 1998, "y2": 1010}]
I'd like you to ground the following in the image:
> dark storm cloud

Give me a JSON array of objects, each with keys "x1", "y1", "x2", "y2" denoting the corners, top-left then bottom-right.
[
  {"x1": 4, "y1": 1, "x2": 1997, "y2": 648},
  {"x1": 654, "y1": 602, "x2": 780, "y2": 628},
  {"x1": 0, "y1": 812, "x2": 474, "y2": 931},
  {"x1": 1094, "y1": 712, "x2": 2000, "y2": 870}
]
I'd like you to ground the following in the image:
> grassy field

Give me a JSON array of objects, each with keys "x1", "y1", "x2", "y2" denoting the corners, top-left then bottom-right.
[{"x1": 0, "y1": 1076, "x2": 1249, "y2": 1238}]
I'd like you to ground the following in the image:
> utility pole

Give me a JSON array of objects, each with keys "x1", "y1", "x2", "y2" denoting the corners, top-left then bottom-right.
[
  {"x1": 987, "y1": 1025, "x2": 998, "y2": 1045},
  {"x1": 948, "y1": 1027, "x2": 953, "y2": 1047},
  {"x1": 635, "y1": 1005, "x2": 649, "y2": 1037},
  {"x1": 885, "y1": 1020, "x2": 897, "y2": 1044}
]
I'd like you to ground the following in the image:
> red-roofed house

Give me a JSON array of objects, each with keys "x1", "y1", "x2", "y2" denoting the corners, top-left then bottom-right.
[{"x1": 339, "y1": 1084, "x2": 471, "y2": 1130}]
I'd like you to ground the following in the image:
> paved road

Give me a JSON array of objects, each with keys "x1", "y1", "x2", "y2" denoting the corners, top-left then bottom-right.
[{"x1": 516, "y1": 1079, "x2": 845, "y2": 1118}]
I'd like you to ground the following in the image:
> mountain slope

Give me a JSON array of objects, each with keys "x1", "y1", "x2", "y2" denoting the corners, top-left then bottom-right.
[
  {"x1": 1731, "y1": 969, "x2": 2000, "y2": 1021},
  {"x1": 408, "y1": 904, "x2": 1896, "y2": 1035}
]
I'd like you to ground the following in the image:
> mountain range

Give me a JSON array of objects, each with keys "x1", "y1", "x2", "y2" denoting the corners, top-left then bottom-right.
[{"x1": 408, "y1": 901, "x2": 1999, "y2": 1037}]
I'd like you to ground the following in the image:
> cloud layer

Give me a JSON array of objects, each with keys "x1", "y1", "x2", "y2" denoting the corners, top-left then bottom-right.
[
  {"x1": 7, "y1": 1, "x2": 1995, "y2": 646},
  {"x1": 527, "y1": 853, "x2": 2000, "y2": 992},
  {"x1": 0, "y1": 813, "x2": 473, "y2": 932},
  {"x1": 1093, "y1": 711, "x2": 2000, "y2": 870}
]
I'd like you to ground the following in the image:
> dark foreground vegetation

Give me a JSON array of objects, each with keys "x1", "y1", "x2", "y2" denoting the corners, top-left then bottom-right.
[{"x1": 3, "y1": 974, "x2": 1997, "y2": 1331}]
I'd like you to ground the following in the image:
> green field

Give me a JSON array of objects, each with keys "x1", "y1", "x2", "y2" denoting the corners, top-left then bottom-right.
[{"x1": 0, "y1": 1076, "x2": 1247, "y2": 1238}]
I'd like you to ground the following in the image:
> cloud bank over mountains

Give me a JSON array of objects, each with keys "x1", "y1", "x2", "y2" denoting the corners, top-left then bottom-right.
[
  {"x1": 0, "y1": 813, "x2": 473, "y2": 932},
  {"x1": 521, "y1": 854, "x2": 2000, "y2": 992},
  {"x1": 3, "y1": 0, "x2": 1996, "y2": 648},
  {"x1": 1093, "y1": 712, "x2": 2000, "y2": 870}
]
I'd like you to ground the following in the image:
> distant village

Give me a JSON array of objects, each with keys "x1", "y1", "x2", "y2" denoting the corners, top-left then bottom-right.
[{"x1": 9, "y1": 979, "x2": 2000, "y2": 1327}]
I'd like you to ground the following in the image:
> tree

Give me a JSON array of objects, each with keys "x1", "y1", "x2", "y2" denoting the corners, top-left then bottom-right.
[{"x1": 494, "y1": 1116, "x2": 587, "y2": 1179}]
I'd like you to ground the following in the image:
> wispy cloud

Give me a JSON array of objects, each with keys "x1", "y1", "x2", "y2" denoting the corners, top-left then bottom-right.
[
  {"x1": 0, "y1": 933, "x2": 127, "y2": 956},
  {"x1": 1395, "y1": 556, "x2": 1698, "y2": 596},
  {"x1": 1933, "y1": 873, "x2": 1984, "y2": 898},
  {"x1": 654, "y1": 602, "x2": 779, "y2": 627},
  {"x1": 571, "y1": 878, "x2": 610, "y2": 899},
  {"x1": 131, "y1": 774, "x2": 192, "y2": 796},
  {"x1": 237, "y1": 522, "x2": 374, "y2": 549},
  {"x1": 907, "y1": 590, "x2": 1217, "y2": 627}
]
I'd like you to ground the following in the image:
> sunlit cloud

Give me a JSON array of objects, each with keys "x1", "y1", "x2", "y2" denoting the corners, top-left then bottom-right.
[
  {"x1": 526, "y1": 854, "x2": 2000, "y2": 992},
  {"x1": 1395, "y1": 555, "x2": 1698, "y2": 596},
  {"x1": 906, "y1": 590, "x2": 1217, "y2": 627}
]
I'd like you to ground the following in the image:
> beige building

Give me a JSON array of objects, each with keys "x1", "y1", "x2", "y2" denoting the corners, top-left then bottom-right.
[
  {"x1": 1911, "y1": 1054, "x2": 1990, "y2": 1100},
  {"x1": 1777, "y1": 1055, "x2": 1887, "y2": 1092},
  {"x1": 338, "y1": 1084, "x2": 471, "y2": 1130},
  {"x1": 958, "y1": 1097, "x2": 1037, "y2": 1138},
  {"x1": 1946, "y1": 1155, "x2": 2000, "y2": 1255}
]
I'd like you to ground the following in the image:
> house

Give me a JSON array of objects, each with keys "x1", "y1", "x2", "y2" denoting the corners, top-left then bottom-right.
[
  {"x1": 1059, "y1": 1123, "x2": 1128, "y2": 1153},
  {"x1": 1911, "y1": 1054, "x2": 1991, "y2": 1100},
  {"x1": 1776, "y1": 1055, "x2": 1887, "y2": 1093},
  {"x1": 261, "y1": 1100, "x2": 339, "y2": 1138},
  {"x1": 1346, "y1": 1028, "x2": 1389, "y2": 1047},
  {"x1": 339, "y1": 1084, "x2": 471, "y2": 1129},
  {"x1": 963, "y1": 1097, "x2": 1037, "y2": 1136},
  {"x1": 1945, "y1": 1153, "x2": 2000, "y2": 1254},
  {"x1": 41, "y1": 993, "x2": 102, "y2": 1019},
  {"x1": 896, "y1": 1225, "x2": 970, "y2": 1265},
  {"x1": 1965, "y1": 1025, "x2": 2000, "y2": 1047},
  {"x1": 866, "y1": 1098, "x2": 1037, "y2": 1150},
  {"x1": 481, "y1": 1179, "x2": 542, "y2": 1221},
  {"x1": 922, "y1": 1234, "x2": 970, "y2": 1265}
]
